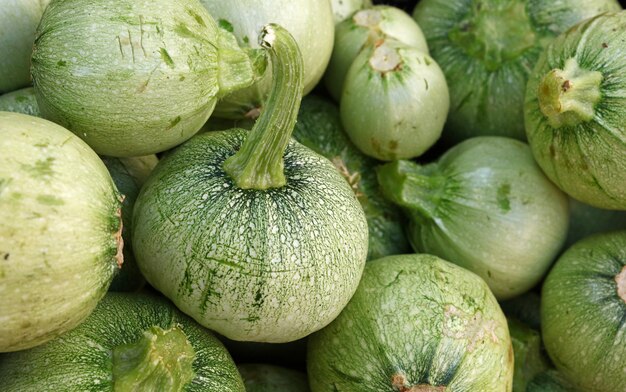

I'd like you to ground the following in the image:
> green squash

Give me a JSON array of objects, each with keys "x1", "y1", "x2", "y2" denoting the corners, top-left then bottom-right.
[
  {"x1": 541, "y1": 231, "x2": 626, "y2": 391},
  {"x1": 292, "y1": 95, "x2": 410, "y2": 260},
  {"x1": 377, "y1": 137, "x2": 569, "y2": 299},
  {"x1": 199, "y1": 0, "x2": 334, "y2": 119},
  {"x1": 0, "y1": 0, "x2": 48, "y2": 93},
  {"x1": 341, "y1": 38, "x2": 449, "y2": 160},
  {"x1": 132, "y1": 25, "x2": 368, "y2": 343},
  {"x1": 0, "y1": 292, "x2": 245, "y2": 391},
  {"x1": 32, "y1": 0, "x2": 258, "y2": 157},
  {"x1": 307, "y1": 254, "x2": 514, "y2": 391},
  {"x1": 524, "y1": 11, "x2": 626, "y2": 210},
  {"x1": 238, "y1": 364, "x2": 310, "y2": 392},
  {"x1": 0, "y1": 87, "x2": 40, "y2": 117},
  {"x1": 413, "y1": 0, "x2": 621, "y2": 143},
  {"x1": 324, "y1": 5, "x2": 429, "y2": 102},
  {"x1": 103, "y1": 155, "x2": 158, "y2": 292},
  {"x1": 0, "y1": 112, "x2": 122, "y2": 352}
]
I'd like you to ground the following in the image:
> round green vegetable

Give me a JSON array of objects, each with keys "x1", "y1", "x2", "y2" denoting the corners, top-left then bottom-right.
[
  {"x1": 413, "y1": 0, "x2": 621, "y2": 143},
  {"x1": 0, "y1": 112, "x2": 122, "y2": 352},
  {"x1": 238, "y1": 364, "x2": 310, "y2": 392},
  {"x1": 341, "y1": 39, "x2": 449, "y2": 161},
  {"x1": 0, "y1": 87, "x2": 40, "y2": 117},
  {"x1": 199, "y1": 0, "x2": 334, "y2": 119},
  {"x1": 525, "y1": 11, "x2": 626, "y2": 210},
  {"x1": 324, "y1": 5, "x2": 429, "y2": 102},
  {"x1": 541, "y1": 231, "x2": 626, "y2": 391},
  {"x1": 330, "y1": 0, "x2": 372, "y2": 24},
  {"x1": 0, "y1": 0, "x2": 48, "y2": 93},
  {"x1": 0, "y1": 292, "x2": 245, "y2": 391},
  {"x1": 292, "y1": 95, "x2": 410, "y2": 260},
  {"x1": 133, "y1": 25, "x2": 368, "y2": 343},
  {"x1": 103, "y1": 155, "x2": 158, "y2": 292},
  {"x1": 377, "y1": 137, "x2": 569, "y2": 299},
  {"x1": 307, "y1": 254, "x2": 514, "y2": 391},
  {"x1": 32, "y1": 0, "x2": 258, "y2": 157}
]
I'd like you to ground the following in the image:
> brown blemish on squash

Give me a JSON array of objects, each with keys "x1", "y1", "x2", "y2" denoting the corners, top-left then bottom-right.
[
  {"x1": 391, "y1": 373, "x2": 446, "y2": 391},
  {"x1": 561, "y1": 80, "x2": 572, "y2": 93},
  {"x1": 443, "y1": 305, "x2": 499, "y2": 352},
  {"x1": 331, "y1": 157, "x2": 363, "y2": 199},
  {"x1": 616, "y1": 265, "x2": 626, "y2": 304}
]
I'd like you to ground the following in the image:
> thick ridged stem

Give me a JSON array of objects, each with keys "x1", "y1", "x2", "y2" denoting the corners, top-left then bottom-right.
[
  {"x1": 376, "y1": 160, "x2": 446, "y2": 223},
  {"x1": 112, "y1": 325, "x2": 195, "y2": 392},
  {"x1": 223, "y1": 24, "x2": 304, "y2": 189},
  {"x1": 537, "y1": 58, "x2": 603, "y2": 129}
]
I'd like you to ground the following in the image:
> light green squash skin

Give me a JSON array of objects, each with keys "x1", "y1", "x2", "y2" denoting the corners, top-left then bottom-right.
[
  {"x1": 413, "y1": 0, "x2": 621, "y2": 143},
  {"x1": 32, "y1": 0, "x2": 254, "y2": 157},
  {"x1": 132, "y1": 130, "x2": 368, "y2": 343},
  {"x1": 291, "y1": 95, "x2": 410, "y2": 260},
  {"x1": 0, "y1": 292, "x2": 246, "y2": 391},
  {"x1": 341, "y1": 39, "x2": 449, "y2": 161},
  {"x1": 0, "y1": 0, "x2": 48, "y2": 93},
  {"x1": 377, "y1": 137, "x2": 569, "y2": 299},
  {"x1": 103, "y1": 155, "x2": 158, "y2": 292},
  {"x1": 524, "y1": 11, "x2": 626, "y2": 210},
  {"x1": 0, "y1": 87, "x2": 41, "y2": 117},
  {"x1": 541, "y1": 231, "x2": 626, "y2": 391},
  {"x1": 307, "y1": 254, "x2": 514, "y2": 391},
  {"x1": 198, "y1": 0, "x2": 334, "y2": 119},
  {"x1": 0, "y1": 112, "x2": 122, "y2": 352},
  {"x1": 324, "y1": 5, "x2": 429, "y2": 102},
  {"x1": 238, "y1": 364, "x2": 310, "y2": 392}
]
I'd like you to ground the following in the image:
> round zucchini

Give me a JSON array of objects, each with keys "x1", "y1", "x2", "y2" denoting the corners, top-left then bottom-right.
[
  {"x1": 307, "y1": 254, "x2": 514, "y2": 391},
  {"x1": 0, "y1": 292, "x2": 246, "y2": 391},
  {"x1": 0, "y1": 112, "x2": 122, "y2": 352},
  {"x1": 541, "y1": 231, "x2": 626, "y2": 391},
  {"x1": 132, "y1": 25, "x2": 368, "y2": 343},
  {"x1": 413, "y1": 0, "x2": 621, "y2": 143},
  {"x1": 525, "y1": 11, "x2": 626, "y2": 210}
]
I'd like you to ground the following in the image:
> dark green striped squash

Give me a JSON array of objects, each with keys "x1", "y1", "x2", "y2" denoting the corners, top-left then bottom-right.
[
  {"x1": 541, "y1": 231, "x2": 626, "y2": 391},
  {"x1": 413, "y1": 0, "x2": 621, "y2": 143},
  {"x1": 0, "y1": 292, "x2": 245, "y2": 391},
  {"x1": 524, "y1": 11, "x2": 626, "y2": 210}
]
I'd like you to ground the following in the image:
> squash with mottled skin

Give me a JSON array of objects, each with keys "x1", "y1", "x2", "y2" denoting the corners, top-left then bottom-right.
[
  {"x1": 541, "y1": 231, "x2": 626, "y2": 391},
  {"x1": 308, "y1": 254, "x2": 514, "y2": 391},
  {"x1": 0, "y1": 292, "x2": 246, "y2": 391}
]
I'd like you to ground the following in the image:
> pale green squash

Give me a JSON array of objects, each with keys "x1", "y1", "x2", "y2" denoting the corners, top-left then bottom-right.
[
  {"x1": 32, "y1": 0, "x2": 258, "y2": 157},
  {"x1": 0, "y1": 112, "x2": 122, "y2": 352}
]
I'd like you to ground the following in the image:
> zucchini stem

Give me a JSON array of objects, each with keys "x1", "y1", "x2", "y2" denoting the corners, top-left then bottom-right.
[
  {"x1": 376, "y1": 160, "x2": 446, "y2": 223},
  {"x1": 616, "y1": 265, "x2": 626, "y2": 304},
  {"x1": 223, "y1": 24, "x2": 304, "y2": 190},
  {"x1": 537, "y1": 58, "x2": 602, "y2": 129},
  {"x1": 112, "y1": 325, "x2": 196, "y2": 392}
]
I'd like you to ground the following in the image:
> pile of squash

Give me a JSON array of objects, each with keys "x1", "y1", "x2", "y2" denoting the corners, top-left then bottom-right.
[{"x1": 1, "y1": 0, "x2": 625, "y2": 391}]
